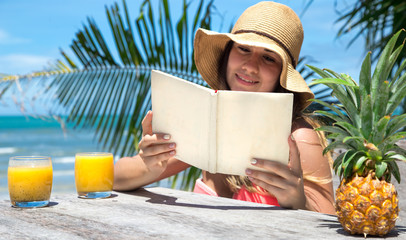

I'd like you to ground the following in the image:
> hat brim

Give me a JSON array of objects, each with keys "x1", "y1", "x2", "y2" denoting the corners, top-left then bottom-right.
[{"x1": 194, "y1": 28, "x2": 314, "y2": 110}]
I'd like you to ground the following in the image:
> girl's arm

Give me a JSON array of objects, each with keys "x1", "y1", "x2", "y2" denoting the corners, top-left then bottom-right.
[
  {"x1": 113, "y1": 155, "x2": 190, "y2": 191},
  {"x1": 293, "y1": 127, "x2": 335, "y2": 214}
]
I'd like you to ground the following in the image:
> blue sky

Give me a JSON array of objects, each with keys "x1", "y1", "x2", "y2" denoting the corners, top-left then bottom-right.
[{"x1": 0, "y1": 0, "x2": 363, "y2": 114}]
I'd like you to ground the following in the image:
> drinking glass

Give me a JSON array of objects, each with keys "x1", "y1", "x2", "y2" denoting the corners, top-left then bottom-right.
[
  {"x1": 75, "y1": 152, "x2": 114, "y2": 199},
  {"x1": 8, "y1": 156, "x2": 53, "y2": 208}
]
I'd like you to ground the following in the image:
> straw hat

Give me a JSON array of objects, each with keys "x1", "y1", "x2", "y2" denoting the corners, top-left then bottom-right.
[{"x1": 194, "y1": 1, "x2": 314, "y2": 110}]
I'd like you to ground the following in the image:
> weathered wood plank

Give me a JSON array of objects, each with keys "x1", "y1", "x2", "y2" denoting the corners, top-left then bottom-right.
[{"x1": 0, "y1": 187, "x2": 405, "y2": 239}]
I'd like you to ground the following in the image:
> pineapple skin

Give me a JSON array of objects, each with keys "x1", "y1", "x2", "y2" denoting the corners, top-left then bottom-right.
[{"x1": 335, "y1": 172, "x2": 399, "y2": 236}]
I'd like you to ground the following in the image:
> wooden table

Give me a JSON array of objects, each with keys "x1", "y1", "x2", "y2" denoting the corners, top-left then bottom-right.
[{"x1": 0, "y1": 187, "x2": 405, "y2": 239}]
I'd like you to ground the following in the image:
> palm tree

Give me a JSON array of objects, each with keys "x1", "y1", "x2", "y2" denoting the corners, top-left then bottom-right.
[
  {"x1": 334, "y1": 0, "x2": 406, "y2": 113},
  {"x1": 0, "y1": 0, "x2": 332, "y2": 190}
]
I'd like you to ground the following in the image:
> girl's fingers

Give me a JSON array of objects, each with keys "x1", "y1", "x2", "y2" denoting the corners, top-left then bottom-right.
[
  {"x1": 249, "y1": 158, "x2": 293, "y2": 180},
  {"x1": 248, "y1": 176, "x2": 283, "y2": 195},
  {"x1": 141, "y1": 111, "x2": 153, "y2": 136},
  {"x1": 246, "y1": 168, "x2": 287, "y2": 189},
  {"x1": 140, "y1": 133, "x2": 172, "y2": 146},
  {"x1": 139, "y1": 142, "x2": 176, "y2": 157}
]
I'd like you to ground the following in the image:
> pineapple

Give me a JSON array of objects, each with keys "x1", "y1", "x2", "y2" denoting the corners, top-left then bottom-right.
[{"x1": 308, "y1": 29, "x2": 406, "y2": 237}]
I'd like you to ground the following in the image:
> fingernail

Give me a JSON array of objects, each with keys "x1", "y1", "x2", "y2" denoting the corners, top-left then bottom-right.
[
  {"x1": 251, "y1": 159, "x2": 257, "y2": 165},
  {"x1": 163, "y1": 134, "x2": 170, "y2": 140},
  {"x1": 169, "y1": 143, "x2": 175, "y2": 149},
  {"x1": 290, "y1": 134, "x2": 295, "y2": 141},
  {"x1": 245, "y1": 169, "x2": 252, "y2": 175},
  {"x1": 169, "y1": 150, "x2": 176, "y2": 156}
]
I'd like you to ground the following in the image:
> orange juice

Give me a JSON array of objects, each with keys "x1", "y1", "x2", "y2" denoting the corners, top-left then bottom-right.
[
  {"x1": 75, "y1": 153, "x2": 114, "y2": 194},
  {"x1": 8, "y1": 165, "x2": 53, "y2": 203}
]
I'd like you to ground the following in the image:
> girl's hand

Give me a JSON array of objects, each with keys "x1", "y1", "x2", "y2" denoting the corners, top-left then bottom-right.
[
  {"x1": 245, "y1": 134, "x2": 306, "y2": 210},
  {"x1": 138, "y1": 111, "x2": 176, "y2": 175}
]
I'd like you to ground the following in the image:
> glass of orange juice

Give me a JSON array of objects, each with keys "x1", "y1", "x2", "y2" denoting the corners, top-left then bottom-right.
[
  {"x1": 75, "y1": 152, "x2": 114, "y2": 199},
  {"x1": 8, "y1": 156, "x2": 53, "y2": 208}
]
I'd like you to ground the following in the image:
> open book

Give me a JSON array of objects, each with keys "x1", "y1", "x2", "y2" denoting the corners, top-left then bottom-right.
[{"x1": 151, "y1": 70, "x2": 293, "y2": 176}]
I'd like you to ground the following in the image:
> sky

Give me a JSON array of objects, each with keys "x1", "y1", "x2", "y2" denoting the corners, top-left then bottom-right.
[{"x1": 0, "y1": 0, "x2": 364, "y2": 115}]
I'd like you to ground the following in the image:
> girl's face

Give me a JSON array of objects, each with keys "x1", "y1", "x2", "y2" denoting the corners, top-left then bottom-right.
[{"x1": 226, "y1": 43, "x2": 283, "y2": 92}]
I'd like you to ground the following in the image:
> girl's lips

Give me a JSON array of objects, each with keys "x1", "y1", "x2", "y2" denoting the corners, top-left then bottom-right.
[{"x1": 236, "y1": 73, "x2": 258, "y2": 86}]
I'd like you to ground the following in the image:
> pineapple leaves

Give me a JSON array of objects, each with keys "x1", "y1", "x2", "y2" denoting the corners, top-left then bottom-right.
[
  {"x1": 343, "y1": 150, "x2": 362, "y2": 178},
  {"x1": 359, "y1": 51, "x2": 371, "y2": 97},
  {"x1": 309, "y1": 99, "x2": 349, "y2": 122},
  {"x1": 375, "y1": 161, "x2": 388, "y2": 179},
  {"x1": 316, "y1": 125, "x2": 349, "y2": 136},
  {"x1": 360, "y1": 93, "x2": 372, "y2": 139},
  {"x1": 387, "y1": 160, "x2": 401, "y2": 183},
  {"x1": 308, "y1": 30, "x2": 406, "y2": 182},
  {"x1": 334, "y1": 121, "x2": 362, "y2": 139},
  {"x1": 354, "y1": 155, "x2": 367, "y2": 173},
  {"x1": 308, "y1": 67, "x2": 360, "y2": 128},
  {"x1": 371, "y1": 30, "x2": 403, "y2": 102},
  {"x1": 389, "y1": 154, "x2": 406, "y2": 162},
  {"x1": 309, "y1": 77, "x2": 356, "y2": 87},
  {"x1": 371, "y1": 115, "x2": 390, "y2": 144}
]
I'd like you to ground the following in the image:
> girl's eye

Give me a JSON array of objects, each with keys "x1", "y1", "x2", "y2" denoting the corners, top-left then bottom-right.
[
  {"x1": 263, "y1": 55, "x2": 275, "y2": 63},
  {"x1": 237, "y1": 46, "x2": 250, "y2": 52}
]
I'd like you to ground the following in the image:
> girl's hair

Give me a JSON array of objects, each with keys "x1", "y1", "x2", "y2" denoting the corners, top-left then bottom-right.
[{"x1": 217, "y1": 41, "x2": 333, "y2": 194}]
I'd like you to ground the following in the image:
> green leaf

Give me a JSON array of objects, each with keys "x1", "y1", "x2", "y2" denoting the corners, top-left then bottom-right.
[
  {"x1": 342, "y1": 150, "x2": 359, "y2": 178},
  {"x1": 379, "y1": 131, "x2": 406, "y2": 148},
  {"x1": 309, "y1": 99, "x2": 349, "y2": 122},
  {"x1": 386, "y1": 113, "x2": 406, "y2": 136},
  {"x1": 309, "y1": 77, "x2": 356, "y2": 87},
  {"x1": 360, "y1": 94, "x2": 372, "y2": 139},
  {"x1": 330, "y1": 85, "x2": 360, "y2": 127},
  {"x1": 375, "y1": 161, "x2": 388, "y2": 179},
  {"x1": 371, "y1": 115, "x2": 390, "y2": 144},
  {"x1": 359, "y1": 51, "x2": 371, "y2": 96},
  {"x1": 314, "y1": 110, "x2": 347, "y2": 123},
  {"x1": 389, "y1": 154, "x2": 406, "y2": 162},
  {"x1": 387, "y1": 160, "x2": 401, "y2": 183},
  {"x1": 392, "y1": 58, "x2": 406, "y2": 84},
  {"x1": 323, "y1": 140, "x2": 349, "y2": 156},
  {"x1": 354, "y1": 155, "x2": 367, "y2": 171},
  {"x1": 334, "y1": 121, "x2": 362, "y2": 138},
  {"x1": 373, "y1": 80, "x2": 390, "y2": 123},
  {"x1": 306, "y1": 65, "x2": 333, "y2": 78},
  {"x1": 316, "y1": 125, "x2": 349, "y2": 136},
  {"x1": 343, "y1": 136, "x2": 365, "y2": 144},
  {"x1": 333, "y1": 152, "x2": 345, "y2": 178},
  {"x1": 371, "y1": 30, "x2": 403, "y2": 101},
  {"x1": 386, "y1": 83, "x2": 406, "y2": 115}
]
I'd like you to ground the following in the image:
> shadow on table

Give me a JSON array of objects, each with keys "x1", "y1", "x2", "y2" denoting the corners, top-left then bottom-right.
[
  {"x1": 318, "y1": 218, "x2": 406, "y2": 238},
  {"x1": 121, "y1": 188, "x2": 284, "y2": 211}
]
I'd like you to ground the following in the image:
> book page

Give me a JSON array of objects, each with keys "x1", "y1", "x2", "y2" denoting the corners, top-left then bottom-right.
[
  {"x1": 216, "y1": 91, "x2": 293, "y2": 176},
  {"x1": 151, "y1": 71, "x2": 217, "y2": 172}
]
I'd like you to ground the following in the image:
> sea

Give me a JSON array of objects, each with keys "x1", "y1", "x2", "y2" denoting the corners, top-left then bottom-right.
[
  {"x1": 0, "y1": 116, "x2": 104, "y2": 195},
  {"x1": 0, "y1": 115, "x2": 172, "y2": 197}
]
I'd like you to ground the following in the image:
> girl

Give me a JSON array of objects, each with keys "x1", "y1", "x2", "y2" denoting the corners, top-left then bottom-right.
[{"x1": 114, "y1": 1, "x2": 335, "y2": 215}]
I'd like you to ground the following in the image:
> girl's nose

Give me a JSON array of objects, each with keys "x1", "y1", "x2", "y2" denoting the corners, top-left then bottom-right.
[{"x1": 242, "y1": 54, "x2": 259, "y2": 74}]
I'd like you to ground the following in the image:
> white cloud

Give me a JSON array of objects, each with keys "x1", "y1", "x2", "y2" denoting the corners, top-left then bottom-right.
[
  {"x1": 0, "y1": 29, "x2": 30, "y2": 44},
  {"x1": 0, "y1": 54, "x2": 53, "y2": 75}
]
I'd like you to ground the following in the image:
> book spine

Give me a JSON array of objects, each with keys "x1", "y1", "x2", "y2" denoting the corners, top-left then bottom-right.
[{"x1": 208, "y1": 91, "x2": 218, "y2": 173}]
